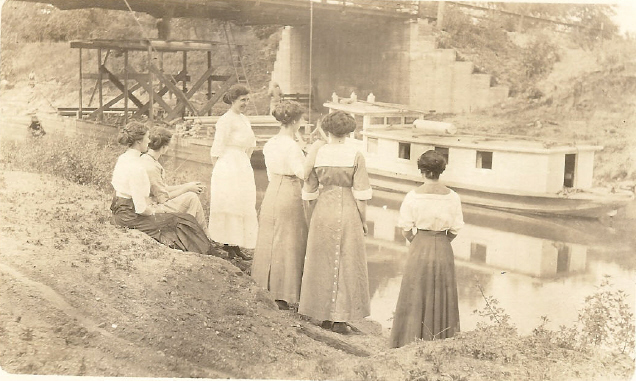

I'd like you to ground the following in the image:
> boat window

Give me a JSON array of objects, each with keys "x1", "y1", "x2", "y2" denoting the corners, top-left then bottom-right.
[
  {"x1": 476, "y1": 151, "x2": 493, "y2": 169},
  {"x1": 367, "y1": 138, "x2": 378, "y2": 153},
  {"x1": 470, "y1": 242, "x2": 487, "y2": 263},
  {"x1": 555, "y1": 243, "x2": 571, "y2": 273},
  {"x1": 398, "y1": 142, "x2": 411, "y2": 160},
  {"x1": 564, "y1": 154, "x2": 576, "y2": 188},
  {"x1": 387, "y1": 116, "x2": 402, "y2": 125},
  {"x1": 367, "y1": 221, "x2": 375, "y2": 237},
  {"x1": 404, "y1": 116, "x2": 418, "y2": 125},
  {"x1": 435, "y1": 146, "x2": 449, "y2": 164},
  {"x1": 370, "y1": 116, "x2": 385, "y2": 125}
]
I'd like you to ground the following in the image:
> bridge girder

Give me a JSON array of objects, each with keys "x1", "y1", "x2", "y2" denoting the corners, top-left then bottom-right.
[{"x1": 17, "y1": 0, "x2": 419, "y2": 25}]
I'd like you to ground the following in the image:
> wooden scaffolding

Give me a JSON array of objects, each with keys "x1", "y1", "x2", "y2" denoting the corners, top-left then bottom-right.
[{"x1": 70, "y1": 39, "x2": 244, "y2": 124}]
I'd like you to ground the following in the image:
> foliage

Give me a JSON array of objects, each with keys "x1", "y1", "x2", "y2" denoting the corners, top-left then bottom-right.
[
  {"x1": 436, "y1": 2, "x2": 619, "y2": 97},
  {"x1": 0, "y1": 133, "x2": 121, "y2": 193},
  {"x1": 521, "y1": 34, "x2": 561, "y2": 79},
  {"x1": 473, "y1": 277, "x2": 635, "y2": 358},
  {"x1": 576, "y1": 276, "x2": 635, "y2": 354}
]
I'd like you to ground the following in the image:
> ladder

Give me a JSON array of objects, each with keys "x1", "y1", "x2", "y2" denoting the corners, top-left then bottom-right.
[{"x1": 223, "y1": 22, "x2": 259, "y2": 115}]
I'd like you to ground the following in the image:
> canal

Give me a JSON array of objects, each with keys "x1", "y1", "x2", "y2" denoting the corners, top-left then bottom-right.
[
  {"x1": 3, "y1": 116, "x2": 634, "y2": 335},
  {"x1": 164, "y1": 150, "x2": 636, "y2": 336}
]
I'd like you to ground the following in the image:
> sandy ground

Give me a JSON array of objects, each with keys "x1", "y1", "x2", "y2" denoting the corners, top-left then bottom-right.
[{"x1": 0, "y1": 168, "x2": 633, "y2": 381}]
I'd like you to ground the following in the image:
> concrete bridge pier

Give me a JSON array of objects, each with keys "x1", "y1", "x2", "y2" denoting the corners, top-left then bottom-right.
[{"x1": 271, "y1": 17, "x2": 509, "y2": 115}]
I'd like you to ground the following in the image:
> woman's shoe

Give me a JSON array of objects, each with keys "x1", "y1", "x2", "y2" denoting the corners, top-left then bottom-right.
[
  {"x1": 275, "y1": 300, "x2": 289, "y2": 310},
  {"x1": 233, "y1": 246, "x2": 253, "y2": 261},
  {"x1": 320, "y1": 320, "x2": 334, "y2": 330},
  {"x1": 332, "y1": 322, "x2": 349, "y2": 334}
]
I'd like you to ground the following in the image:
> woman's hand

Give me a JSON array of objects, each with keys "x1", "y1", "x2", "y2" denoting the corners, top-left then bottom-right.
[
  {"x1": 362, "y1": 222, "x2": 369, "y2": 236},
  {"x1": 188, "y1": 182, "x2": 205, "y2": 194}
]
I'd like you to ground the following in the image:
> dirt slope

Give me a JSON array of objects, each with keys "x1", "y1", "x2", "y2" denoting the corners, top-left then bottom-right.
[{"x1": 0, "y1": 170, "x2": 633, "y2": 380}]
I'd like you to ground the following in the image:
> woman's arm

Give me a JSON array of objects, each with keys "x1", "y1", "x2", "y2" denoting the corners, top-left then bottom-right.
[
  {"x1": 165, "y1": 182, "x2": 204, "y2": 199},
  {"x1": 402, "y1": 229, "x2": 416, "y2": 242},
  {"x1": 210, "y1": 115, "x2": 229, "y2": 162},
  {"x1": 303, "y1": 140, "x2": 326, "y2": 180},
  {"x1": 355, "y1": 200, "x2": 368, "y2": 235}
]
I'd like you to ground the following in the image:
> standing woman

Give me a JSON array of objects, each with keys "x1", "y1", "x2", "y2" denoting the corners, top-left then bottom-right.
[
  {"x1": 389, "y1": 150, "x2": 464, "y2": 348},
  {"x1": 299, "y1": 111, "x2": 373, "y2": 334},
  {"x1": 140, "y1": 126, "x2": 207, "y2": 230},
  {"x1": 110, "y1": 121, "x2": 212, "y2": 255},
  {"x1": 252, "y1": 101, "x2": 308, "y2": 310},
  {"x1": 208, "y1": 84, "x2": 258, "y2": 259}
]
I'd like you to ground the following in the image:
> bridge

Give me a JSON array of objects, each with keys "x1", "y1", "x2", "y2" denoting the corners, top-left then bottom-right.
[
  {"x1": 20, "y1": 0, "x2": 428, "y2": 25},
  {"x1": 20, "y1": 0, "x2": 509, "y2": 118}
]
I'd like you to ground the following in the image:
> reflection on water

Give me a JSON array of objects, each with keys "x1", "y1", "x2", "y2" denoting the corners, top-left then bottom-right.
[
  {"x1": 366, "y1": 193, "x2": 636, "y2": 334},
  {"x1": 162, "y1": 158, "x2": 636, "y2": 335}
]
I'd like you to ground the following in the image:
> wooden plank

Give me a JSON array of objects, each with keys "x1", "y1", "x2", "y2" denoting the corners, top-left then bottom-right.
[
  {"x1": 102, "y1": 66, "x2": 145, "y2": 108},
  {"x1": 148, "y1": 64, "x2": 198, "y2": 115},
  {"x1": 165, "y1": 65, "x2": 219, "y2": 120},
  {"x1": 131, "y1": 69, "x2": 188, "y2": 118},
  {"x1": 194, "y1": 76, "x2": 239, "y2": 116},
  {"x1": 124, "y1": 66, "x2": 175, "y2": 117},
  {"x1": 87, "y1": 82, "x2": 142, "y2": 118}
]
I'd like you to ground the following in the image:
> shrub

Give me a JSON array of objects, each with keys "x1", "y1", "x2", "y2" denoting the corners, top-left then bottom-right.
[
  {"x1": 522, "y1": 34, "x2": 561, "y2": 79},
  {"x1": 0, "y1": 133, "x2": 121, "y2": 193}
]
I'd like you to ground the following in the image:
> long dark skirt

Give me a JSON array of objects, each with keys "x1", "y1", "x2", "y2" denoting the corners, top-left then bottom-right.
[
  {"x1": 251, "y1": 175, "x2": 307, "y2": 304},
  {"x1": 110, "y1": 196, "x2": 212, "y2": 255},
  {"x1": 389, "y1": 230, "x2": 460, "y2": 348}
]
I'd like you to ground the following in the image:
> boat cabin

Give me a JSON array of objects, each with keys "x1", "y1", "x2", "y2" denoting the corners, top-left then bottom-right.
[{"x1": 325, "y1": 100, "x2": 602, "y2": 195}]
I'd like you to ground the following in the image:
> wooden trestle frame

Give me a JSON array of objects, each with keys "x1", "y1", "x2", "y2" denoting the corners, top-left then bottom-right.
[{"x1": 70, "y1": 39, "x2": 241, "y2": 124}]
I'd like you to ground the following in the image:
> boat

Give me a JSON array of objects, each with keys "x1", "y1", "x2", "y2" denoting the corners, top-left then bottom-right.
[{"x1": 323, "y1": 98, "x2": 634, "y2": 219}]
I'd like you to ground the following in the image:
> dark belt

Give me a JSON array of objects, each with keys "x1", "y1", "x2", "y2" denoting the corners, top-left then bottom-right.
[{"x1": 417, "y1": 229, "x2": 449, "y2": 235}]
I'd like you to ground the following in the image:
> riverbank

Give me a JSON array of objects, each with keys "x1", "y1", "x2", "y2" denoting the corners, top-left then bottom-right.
[{"x1": 0, "y1": 143, "x2": 634, "y2": 380}]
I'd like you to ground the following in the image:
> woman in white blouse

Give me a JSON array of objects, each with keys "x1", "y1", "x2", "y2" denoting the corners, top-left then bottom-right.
[
  {"x1": 110, "y1": 121, "x2": 212, "y2": 255},
  {"x1": 251, "y1": 101, "x2": 308, "y2": 310},
  {"x1": 207, "y1": 85, "x2": 258, "y2": 259},
  {"x1": 389, "y1": 150, "x2": 464, "y2": 348}
]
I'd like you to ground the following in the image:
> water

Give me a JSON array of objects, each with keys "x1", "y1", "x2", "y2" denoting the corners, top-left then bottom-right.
[
  {"x1": 12, "y1": 121, "x2": 632, "y2": 336},
  {"x1": 158, "y1": 156, "x2": 636, "y2": 335},
  {"x1": 365, "y1": 192, "x2": 636, "y2": 334}
]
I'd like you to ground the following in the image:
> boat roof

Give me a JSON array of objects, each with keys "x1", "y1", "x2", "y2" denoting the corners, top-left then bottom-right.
[
  {"x1": 364, "y1": 126, "x2": 603, "y2": 154},
  {"x1": 324, "y1": 100, "x2": 428, "y2": 116}
]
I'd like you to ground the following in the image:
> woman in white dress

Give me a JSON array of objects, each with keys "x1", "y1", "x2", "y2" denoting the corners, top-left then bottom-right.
[
  {"x1": 208, "y1": 84, "x2": 257, "y2": 259},
  {"x1": 251, "y1": 101, "x2": 308, "y2": 310},
  {"x1": 140, "y1": 127, "x2": 207, "y2": 230},
  {"x1": 110, "y1": 121, "x2": 212, "y2": 255}
]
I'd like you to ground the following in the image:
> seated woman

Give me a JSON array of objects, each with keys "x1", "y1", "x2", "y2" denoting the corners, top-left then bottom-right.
[
  {"x1": 110, "y1": 121, "x2": 212, "y2": 255},
  {"x1": 140, "y1": 127, "x2": 207, "y2": 230}
]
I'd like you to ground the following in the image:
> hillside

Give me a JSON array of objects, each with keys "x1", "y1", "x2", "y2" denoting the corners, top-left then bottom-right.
[
  {"x1": 1, "y1": 9, "x2": 636, "y2": 381},
  {"x1": 2, "y1": 26, "x2": 636, "y2": 185}
]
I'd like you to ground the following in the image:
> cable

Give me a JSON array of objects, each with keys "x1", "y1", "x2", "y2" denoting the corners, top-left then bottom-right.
[{"x1": 308, "y1": 0, "x2": 314, "y2": 123}]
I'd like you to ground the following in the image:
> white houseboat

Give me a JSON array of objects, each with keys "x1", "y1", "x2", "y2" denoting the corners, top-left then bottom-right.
[{"x1": 324, "y1": 99, "x2": 634, "y2": 219}]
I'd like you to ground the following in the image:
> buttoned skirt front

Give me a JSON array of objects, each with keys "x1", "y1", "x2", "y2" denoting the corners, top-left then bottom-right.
[{"x1": 298, "y1": 185, "x2": 370, "y2": 322}]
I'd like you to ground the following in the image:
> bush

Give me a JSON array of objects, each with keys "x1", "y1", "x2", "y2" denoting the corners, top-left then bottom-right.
[
  {"x1": 0, "y1": 133, "x2": 121, "y2": 193},
  {"x1": 522, "y1": 34, "x2": 561, "y2": 79}
]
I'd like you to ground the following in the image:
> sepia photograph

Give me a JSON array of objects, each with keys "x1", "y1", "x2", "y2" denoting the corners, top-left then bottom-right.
[{"x1": 0, "y1": 0, "x2": 635, "y2": 380}]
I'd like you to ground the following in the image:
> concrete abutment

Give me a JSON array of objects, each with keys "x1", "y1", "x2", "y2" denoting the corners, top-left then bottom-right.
[{"x1": 272, "y1": 18, "x2": 509, "y2": 115}]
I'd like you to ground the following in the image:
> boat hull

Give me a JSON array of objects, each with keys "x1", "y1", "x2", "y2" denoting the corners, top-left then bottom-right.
[{"x1": 367, "y1": 169, "x2": 634, "y2": 219}]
